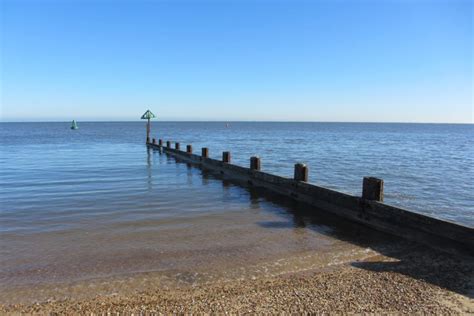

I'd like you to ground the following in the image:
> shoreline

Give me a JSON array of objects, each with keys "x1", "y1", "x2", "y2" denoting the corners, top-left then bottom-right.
[{"x1": 2, "y1": 247, "x2": 472, "y2": 314}]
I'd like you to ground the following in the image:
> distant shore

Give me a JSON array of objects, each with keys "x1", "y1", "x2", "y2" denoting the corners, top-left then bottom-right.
[{"x1": 2, "y1": 247, "x2": 472, "y2": 314}]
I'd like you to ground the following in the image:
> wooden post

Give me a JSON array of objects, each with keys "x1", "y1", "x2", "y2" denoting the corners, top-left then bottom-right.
[
  {"x1": 152, "y1": 138, "x2": 156, "y2": 144},
  {"x1": 294, "y1": 163, "x2": 308, "y2": 182},
  {"x1": 202, "y1": 147, "x2": 209, "y2": 158},
  {"x1": 362, "y1": 177, "x2": 384, "y2": 202},
  {"x1": 223, "y1": 151, "x2": 231, "y2": 163},
  {"x1": 158, "y1": 139, "x2": 163, "y2": 146},
  {"x1": 175, "y1": 142, "x2": 180, "y2": 150},
  {"x1": 250, "y1": 156, "x2": 261, "y2": 171},
  {"x1": 146, "y1": 118, "x2": 151, "y2": 143},
  {"x1": 166, "y1": 141, "x2": 171, "y2": 148},
  {"x1": 186, "y1": 145, "x2": 193, "y2": 154}
]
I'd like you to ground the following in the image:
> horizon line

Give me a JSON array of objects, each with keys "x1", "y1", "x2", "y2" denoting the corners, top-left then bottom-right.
[{"x1": 0, "y1": 120, "x2": 473, "y2": 125}]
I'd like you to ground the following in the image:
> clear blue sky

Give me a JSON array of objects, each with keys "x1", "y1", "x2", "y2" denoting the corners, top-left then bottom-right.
[{"x1": 1, "y1": 0, "x2": 472, "y2": 122}]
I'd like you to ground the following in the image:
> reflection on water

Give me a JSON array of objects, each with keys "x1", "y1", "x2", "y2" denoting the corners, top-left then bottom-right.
[
  {"x1": 146, "y1": 147, "x2": 153, "y2": 191},
  {"x1": 0, "y1": 122, "x2": 471, "y2": 304},
  {"x1": 0, "y1": 146, "x2": 400, "y2": 304}
]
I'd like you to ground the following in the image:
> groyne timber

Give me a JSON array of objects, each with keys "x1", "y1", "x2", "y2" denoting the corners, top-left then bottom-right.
[{"x1": 147, "y1": 138, "x2": 473, "y2": 256}]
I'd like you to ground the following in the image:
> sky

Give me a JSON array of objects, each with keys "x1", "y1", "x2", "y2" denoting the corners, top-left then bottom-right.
[{"x1": 0, "y1": 0, "x2": 472, "y2": 122}]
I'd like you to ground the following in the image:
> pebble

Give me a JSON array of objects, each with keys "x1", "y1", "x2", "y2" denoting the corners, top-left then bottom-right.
[{"x1": 1, "y1": 248, "x2": 472, "y2": 314}]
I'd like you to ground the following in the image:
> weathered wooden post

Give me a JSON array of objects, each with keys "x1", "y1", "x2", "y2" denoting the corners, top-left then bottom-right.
[
  {"x1": 294, "y1": 163, "x2": 308, "y2": 182},
  {"x1": 202, "y1": 147, "x2": 209, "y2": 158},
  {"x1": 175, "y1": 142, "x2": 180, "y2": 150},
  {"x1": 152, "y1": 138, "x2": 156, "y2": 144},
  {"x1": 186, "y1": 145, "x2": 193, "y2": 154},
  {"x1": 140, "y1": 110, "x2": 156, "y2": 144},
  {"x1": 362, "y1": 177, "x2": 384, "y2": 202},
  {"x1": 250, "y1": 156, "x2": 261, "y2": 171},
  {"x1": 223, "y1": 151, "x2": 231, "y2": 163},
  {"x1": 166, "y1": 141, "x2": 171, "y2": 148},
  {"x1": 158, "y1": 139, "x2": 163, "y2": 146}
]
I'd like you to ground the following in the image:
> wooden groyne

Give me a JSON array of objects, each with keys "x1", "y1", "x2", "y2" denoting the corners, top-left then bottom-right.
[{"x1": 147, "y1": 139, "x2": 473, "y2": 256}]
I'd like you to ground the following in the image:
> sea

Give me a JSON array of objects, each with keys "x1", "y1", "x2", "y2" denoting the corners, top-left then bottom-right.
[{"x1": 0, "y1": 122, "x2": 473, "y2": 304}]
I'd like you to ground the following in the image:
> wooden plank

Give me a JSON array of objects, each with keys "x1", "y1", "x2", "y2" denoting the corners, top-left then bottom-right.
[{"x1": 147, "y1": 142, "x2": 473, "y2": 256}]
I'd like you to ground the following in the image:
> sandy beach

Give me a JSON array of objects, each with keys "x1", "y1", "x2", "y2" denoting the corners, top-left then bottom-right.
[
  {"x1": 2, "y1": 0, "x2": 473, "y2": 313},
  {"x1": 2, "y1": 245, "x2": 472, "y2": 314}
]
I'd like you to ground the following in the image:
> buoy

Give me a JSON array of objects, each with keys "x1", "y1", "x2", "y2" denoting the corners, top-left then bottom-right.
[{"x1": 71, "y1": 120, "x2": 79, "y2": 130}]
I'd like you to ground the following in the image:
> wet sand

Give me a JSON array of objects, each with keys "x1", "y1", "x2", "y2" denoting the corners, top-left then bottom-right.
[{"x1": 2, "y1": 246, "x2": 472, "y2": 314}]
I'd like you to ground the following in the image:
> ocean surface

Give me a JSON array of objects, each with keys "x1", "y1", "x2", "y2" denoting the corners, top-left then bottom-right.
[{"x1": 0, "y1": 122, "x2": 473, "y2": 303}]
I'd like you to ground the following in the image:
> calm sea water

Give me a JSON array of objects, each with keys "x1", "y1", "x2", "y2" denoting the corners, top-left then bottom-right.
[{"x1": 0, "y1": 122, "x2": 473, "y2": 303}]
